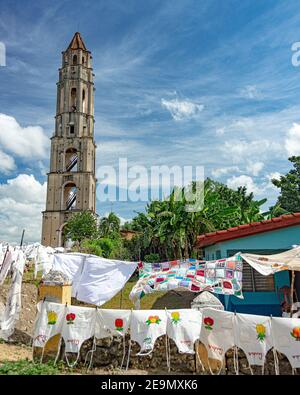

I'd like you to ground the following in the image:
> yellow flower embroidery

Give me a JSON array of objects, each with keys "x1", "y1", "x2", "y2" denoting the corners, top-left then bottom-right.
[
  {"x1": 171, "y1": 311, "x2": 181, "y2": 324},
  {"x1": 47, "y1": 311, "x2": 57, "y2": 325},
  {"x1": 256, "y1": 324, "x2": 266, "y2": 342}
]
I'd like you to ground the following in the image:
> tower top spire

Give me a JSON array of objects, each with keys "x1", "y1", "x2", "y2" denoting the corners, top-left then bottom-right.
[{"x1": 67, "y1": 32, "x2": 87, "y2": 51}]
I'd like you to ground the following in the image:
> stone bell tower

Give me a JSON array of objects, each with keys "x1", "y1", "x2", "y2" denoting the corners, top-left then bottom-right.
[{"x1": 41, "y1": 32, "x2": 96, "y2": 247}]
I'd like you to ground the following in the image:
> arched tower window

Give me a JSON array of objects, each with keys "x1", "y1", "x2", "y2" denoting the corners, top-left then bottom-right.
[
  {"x1": 82, "y1": 56, "x2": 85, "y2": 65},
  {"x1": 71, "y1": 88, "x2": 77, "y2": 111},
  {"x1": 63, "y1": 182, "x2": 77, "y2": 211},
  {"x1": 73, "y1": 54, "x2": 77, "y2": 65},
  {"x1": 82, "y1": 89, "x2": 86, "y2": 113},
  {"x1": 65, "y1": 148, "x2": 78, "y2": 172}
]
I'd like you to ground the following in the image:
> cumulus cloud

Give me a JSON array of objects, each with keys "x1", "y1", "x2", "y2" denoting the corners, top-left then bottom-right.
[
  {"x1": 223, "y1": 139, "x2": 282, "y2": 163},
  {"x1": 226, "y1": 175, "x2": 262, "y2": 195},
  {"x1": 246, "y1": 161, "x2": 264, "y2": 176},
  {"x1": 0, "y1": 150, "x2": 16, "y2": 174},
  {"x1": 211, "y1": 166, "x2": 240, "y2": 178},
  {"x1": 161, "y1": 98, "x2": 204, "y2": 121},
  {"x1": 285, "y1": 123, "x2": 300, "y2": 156},
  {"x1": 0, "y1": 113, "x2": 49, "y2": 159},
  {"x1": 0, "y1": 174, "x2": 47, "y2": 243}
]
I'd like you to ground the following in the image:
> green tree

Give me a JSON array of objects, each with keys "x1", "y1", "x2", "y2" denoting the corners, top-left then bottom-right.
[
  {"x1": 99, "y1": 212, "x2": 121, "y2": 238},
  {"x1": 64, "y1": 211, "x2": 98, "y2": 245},
  {"x1": 272, "y1": 156, "x2": 300, "y2": 213}
]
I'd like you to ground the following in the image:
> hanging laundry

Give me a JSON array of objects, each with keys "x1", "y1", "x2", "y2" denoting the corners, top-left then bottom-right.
[
  {"x1": 200, "y1": 308, "x2": 235, "y2": 362},
  {"x1": 130, "y1": 310, "x2": 167, "y2": 355},
  {"x1": 235, "y1": 313, "x2": 273, "y2": 367},
  {"x1": 33, "y1": 301, "x2": 65, "y2": 349},
  {"x1": 166, "y1": 309, "x2": 202, "y2": 354},
  {"x1": 0, "y1": 247, "x2": 13, "y2": 285},
  {"x1": 0, "y1": 250, "x2": 26, "y2": 340},
  {"x1": 61, "y1": 305, "x2": 97, "y2": 361},
  {"x1": 271, "y1": 316, "x2": 300, "y2": 369},
  {"x1": 53, "y1": 254, "x2": 137, "y2": 306},
  {"x1": 130, "y1": 255, "x2": 243, "y2": 308},
  {"x1": 97, "y1": 309, "x2": 132, "y2": 338}
]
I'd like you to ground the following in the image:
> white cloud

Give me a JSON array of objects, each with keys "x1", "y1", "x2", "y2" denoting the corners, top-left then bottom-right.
[
  {"x1": 211, "y1": 166, "x2": 240, "y2": 178},
  {"x1": 0, "y1": 150, "x2": 16, "y2": 174},
  {"x1": 285, "y1": 123, "x2": 300, "y2": 156},
  {"x1": 226, "y1": 175, "x2": 262, "y2": 195},
  {"x1": 246, "y1": 161, "x2": 264, "y2": 176},
  {"x1": 0, "y1": 174, "x2": 47, "y2": 243},
  {"x1": 0, "y1": 113, "x2": 49, "y2": 159},
  {"x1": 216, "y1": 127, "x2": 225, "y2": 136},
  {"x1": 240, "y1": 85, "x2": 261, "y2": 99},
  {"x1": 223, "y1": 139, "x2": 282, "y2": 163},
  {"x1": 161, "y1": 98, "x2": 204, "y2": 121}
]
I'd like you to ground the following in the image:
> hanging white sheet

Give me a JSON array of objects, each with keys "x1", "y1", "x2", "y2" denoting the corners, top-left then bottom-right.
[
  {"x1": 130, "y1": 310, "x2": 167, "y2": 355},
  {"x1": 235, "y1": 313, "x2": 273, "y2": 367},
  {"x1": 271, "y1": 316, "x2": 300, "y2": 368},
  {"x1": 166, "y1": 309, "x2": 202, "y2": 354},
  {"x1": 200, "y1": 308, "x2": 235, "y2": 362}
]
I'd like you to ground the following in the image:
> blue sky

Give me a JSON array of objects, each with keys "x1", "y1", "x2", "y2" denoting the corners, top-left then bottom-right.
[{"x1": 1, "y1": 0, "x2": 300, "y2": 242}]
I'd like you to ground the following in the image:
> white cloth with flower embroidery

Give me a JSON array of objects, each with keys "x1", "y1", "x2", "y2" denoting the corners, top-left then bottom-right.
[
  {"x1": 97, "y1": 309, "x2": 131, "y2": 338},
  {"x1": 61, "y1": 305, "x2": 97, "y2": 354},
  {"x1": 33, "y1": 301, "x2": 65, "y2": 348},
  {"x1": 235, "y1": 313, "x2": 273, "y2": 367},
  {"x1": 130, "y1": 310, "x2": 167, "y2": 355},
  {"x1": 166, "y1": 309, "x2": 202, "y2": 354},
  {"x1": 271, "y1": 317, "x2": 300, "y2": 368},
  {"x1": 200, "y1": 308, "x2": 235, "y2": 361}
]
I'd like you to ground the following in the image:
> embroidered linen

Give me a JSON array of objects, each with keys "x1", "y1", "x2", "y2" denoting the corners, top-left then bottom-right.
[
  {"x1": 97, "y1": 309, "x2": 131, "y2": 338},
  {"x1": 166, "y1": 309, "x2": 202, "y2": 354},
  {"x1": 130, "y1": 255, "x2": 243, "y2": 307},
  {"x1": 271, "y1": 317, "x2": 300, "y2": 368},
  {"x1": 200, "y1": 308, "x2": 235, "y2": 362},
  {"x1": 235, "y1": 313, "x2": 273, "y2": 366},
  {"x1": 62, "y1": 305, "x2": 97, "y2": 354},
  {"x1": 33, "y1": 301, "x2": 65, "y2": 348},
  {"x1": 130, "y1": 310, "x2": 167, "y2": 355}
]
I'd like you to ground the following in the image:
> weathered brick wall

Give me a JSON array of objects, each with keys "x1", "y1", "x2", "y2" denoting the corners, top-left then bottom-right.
[{"x1": 78, "y1": 335, "x2": 299, "y2": 375}]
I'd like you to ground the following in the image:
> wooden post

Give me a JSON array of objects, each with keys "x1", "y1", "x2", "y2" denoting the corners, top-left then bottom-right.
[
  {"x1": 33, "y1": 283, "x2": 72, "y2": 361},
  {"x1": 290, "y1": 270, "x2": 295, "y2": 317}
]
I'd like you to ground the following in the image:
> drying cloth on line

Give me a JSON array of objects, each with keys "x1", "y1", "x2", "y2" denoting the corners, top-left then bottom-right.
[
  {"x1": 271, "y1": 317, "x2": 300, "y2": 368},
  {"x1": 97, "y1": 309, "x2": 131, "y2": 338},
  {"x1": 52, "y1": 253, "x2": 137, "y2": 306},
  {"x1": 62, "y1": 305, "x2": 97, "y2": 354},
  {"x1": 0, "y1": 248, "x2": 13, "y2": 285},
  {"x1": 0, "y1": 250, "x2": 26, "y2": 340},
  {"x1": 200, "y1": 308, "x2": 235, "y2": 362},
  {"x1": 166, "y1": 309, "x2": 202, "y2": 354},
  {"x1": 235, "y1": 313, "x2": 273, "y2": 367},
  {"x1": 33, "y1": 301, "x2": 65, "y2": 348},
  {"x1": 241, "y1": 246, "x2": 300, "y2": 275},
  {"x1": 130, "y1": 255, "x2": 243, "y2": 308},
  {"x1": 130, "y1": 310, "x2": 167, "y2": 355}
]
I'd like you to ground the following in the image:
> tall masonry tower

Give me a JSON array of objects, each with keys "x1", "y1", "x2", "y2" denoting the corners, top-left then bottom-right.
[{"x1": 41, "y1": 32, "x2": 97, "y2": 247}]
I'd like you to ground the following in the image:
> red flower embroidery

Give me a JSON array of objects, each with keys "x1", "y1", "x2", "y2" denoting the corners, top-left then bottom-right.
[
  {"x1": 115, "y1": 318, "x2": 124, "y2": 332},
  {"x1": 204, "y1": 317, "x2": 214, "y2": 330},
  {"x1": 66, "y1": 313, "x2": 76, "y2": 324}
]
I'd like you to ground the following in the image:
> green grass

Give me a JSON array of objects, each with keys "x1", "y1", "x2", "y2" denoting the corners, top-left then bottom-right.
[
  {"x1": 0, "y1": 360, "x2": 67, "y2": 375},
  {"x1": 101, "y1": 276, "x2": 167, "y2": 310}
]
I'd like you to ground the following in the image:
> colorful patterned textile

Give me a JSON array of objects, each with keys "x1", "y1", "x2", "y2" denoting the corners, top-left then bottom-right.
[{"x1": 130, "y1": 255, "x2": 243, "y2": 307}]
